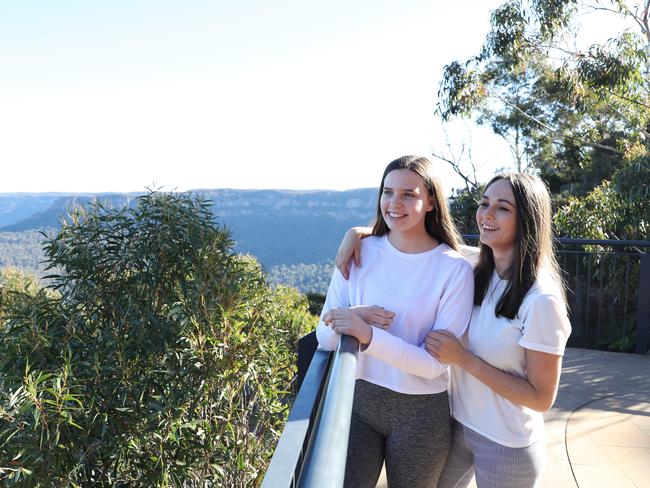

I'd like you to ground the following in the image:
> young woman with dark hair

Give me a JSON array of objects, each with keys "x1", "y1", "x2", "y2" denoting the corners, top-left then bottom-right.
[
  {"x1": 336, "y1": 173, "x2": 571, "y2": 488},
  {"x1": 317, "y1": 155, "x2": 474, "y2": 487}
]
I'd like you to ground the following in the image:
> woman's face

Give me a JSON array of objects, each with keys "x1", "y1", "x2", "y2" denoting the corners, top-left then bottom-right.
[
  {"x1": 476, "y1": 178, "x2": 517, "y2": 253},
  {"x1": 380, "y1": 169, "x2": 433, "y2": 235}
]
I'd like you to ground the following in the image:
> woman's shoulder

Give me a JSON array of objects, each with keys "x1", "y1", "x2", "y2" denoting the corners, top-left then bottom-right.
[
  {"x1": 530, "y1": 267, "x2": 564, "y2": 294},
  {"x1": 438, "y1": 243, "x2": 475, "y2": 262},
  {"x1": 518, "y1": 268, "x2": 571, "y2": 341},
  {"x1": 458, "y1": 245, "x2": 480, "y2": 267},
  {"x1": 522, "y1": 268, "x2": 567, "y2": 312},
  {"x1": 360, "y1": 234, "x2": 384, "y2": 250},
  {"x1": 435, "y1": 244, "x2": 475, "y2": 275}
]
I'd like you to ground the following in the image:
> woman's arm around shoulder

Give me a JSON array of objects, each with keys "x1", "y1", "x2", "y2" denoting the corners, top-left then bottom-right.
[{"x1": 335, "y1": 226, "x2": 373, "y2": 279}]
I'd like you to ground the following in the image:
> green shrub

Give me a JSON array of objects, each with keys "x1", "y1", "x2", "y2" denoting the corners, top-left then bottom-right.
[
  {"x1": 0, "y1": 192, "x2": 315, "y2": 487},
  {"x1": 0, "y1": 268, "x2": 45, "y2": 325}
]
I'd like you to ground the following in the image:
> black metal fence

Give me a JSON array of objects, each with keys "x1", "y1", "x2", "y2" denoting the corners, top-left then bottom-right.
[
  {"x1": 462, "y1": 237, "x2": 650, "y2": 354},
  {"x1": 557, "y1": 239, "x2": 649, "y2": 354}
]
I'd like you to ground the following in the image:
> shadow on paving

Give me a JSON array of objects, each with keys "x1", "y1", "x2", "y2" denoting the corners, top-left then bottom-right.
[{"x1": 555, "y1": 349, "x2": 650, "y2": 411}]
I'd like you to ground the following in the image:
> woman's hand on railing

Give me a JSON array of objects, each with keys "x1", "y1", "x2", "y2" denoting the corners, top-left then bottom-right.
[{"x1": 323, "y1": 308, "x2": 374, "y2": 345}]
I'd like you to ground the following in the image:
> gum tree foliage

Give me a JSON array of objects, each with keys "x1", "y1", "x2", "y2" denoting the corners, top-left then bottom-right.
[
  {"x1": 0, "y1": 268, "x2": 48, "y2": 324},
  {"x1": 554, "y1": 148, "x2": 649, "y2": 240},
  {"x1": 0, "y1": 192, "x2": 315, "y2": 487},
  {"x1": 439, "y1": 0, "x2": 649, "y2": 243},
  {"x1": 437, "y1": 0, "x2": 649, "y2": 193}
]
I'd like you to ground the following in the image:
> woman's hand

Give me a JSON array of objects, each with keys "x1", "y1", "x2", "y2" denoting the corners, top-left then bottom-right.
[
  {"x1": 424, "y1": 330, "x2": 470, "y2": 366},
  {"x1": 350, "y1": 305, "x2": 394, "y2": 330},
  {"x1": 427, "y1": 331, "x2": 562, "y2": 411},
  {"x1": 323, "y1": 308, "x2": 373, "y2": 345},
  {"x1": 335, "y1": 227, "x2": 371, "y2": 280}
]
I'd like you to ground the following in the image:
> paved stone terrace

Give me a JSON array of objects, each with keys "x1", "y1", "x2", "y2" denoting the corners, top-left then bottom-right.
[{"x1": 377, "y1": 347, "x2": 650, "y2": 487}]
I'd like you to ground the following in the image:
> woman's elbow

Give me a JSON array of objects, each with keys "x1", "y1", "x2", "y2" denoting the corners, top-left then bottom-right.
[
  {"x1": 530, "y1": 392, "x2": 558, "y2": 412},
  {"x1": 422, "y1": 362, "x2": 448, "y2": 381}
]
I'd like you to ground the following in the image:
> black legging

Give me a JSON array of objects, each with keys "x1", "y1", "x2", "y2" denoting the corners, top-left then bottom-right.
[{"x1": 344, "y1": 379, "x2": 451, "y2": 488}]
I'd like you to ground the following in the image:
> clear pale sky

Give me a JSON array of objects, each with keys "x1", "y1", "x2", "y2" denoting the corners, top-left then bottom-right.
[{"x1": 1, "y1": 0, "x2": 518, "y2": 194}]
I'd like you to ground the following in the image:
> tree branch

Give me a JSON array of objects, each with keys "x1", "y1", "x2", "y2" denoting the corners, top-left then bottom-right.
[
  {"x1": 602, "y1": 87, "x2": 650, "y2": 111},
  {"x1": 493, "y1": 91, "x2": 624, "y2": 155},
  {"x1": 430, "y1": 133, "x2": 479, "y2": 193},
  {"x1": 430, "y1": 150, "x2": 475, "y2": 190},
  {"x1": 582, "y1": 1, "x2": 650, "y2": 43}
]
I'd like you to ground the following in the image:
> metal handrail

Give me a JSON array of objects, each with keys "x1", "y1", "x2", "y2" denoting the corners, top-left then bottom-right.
[
  {"x1": 261, "y1": 348, "x2": 331, "y2": 488},
  {"x1": 298, "y1": 335, "x2": 359, "y2": 488},
  {"x1": 261, "y1": 334, "x2": 359, "y2": 488}
]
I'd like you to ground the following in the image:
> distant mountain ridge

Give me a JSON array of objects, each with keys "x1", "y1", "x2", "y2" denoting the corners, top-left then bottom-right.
[
  {"x1": 0, "y1": 194, "x2": 139, "y2": 231},
  {"x1": 0, "y1": 189, "x2": 377, "y2": 269},
  {"x1": 0, "y1": 193, "x2": 72, "y2": 228}
]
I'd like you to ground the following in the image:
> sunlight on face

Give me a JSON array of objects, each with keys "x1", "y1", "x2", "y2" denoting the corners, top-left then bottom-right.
[
  {"x1": 476, "y1": 178, "x2": 517, "y2": 253},
  {"x1": 381, "y1": 169, "x2": 433, "y2": 236}
]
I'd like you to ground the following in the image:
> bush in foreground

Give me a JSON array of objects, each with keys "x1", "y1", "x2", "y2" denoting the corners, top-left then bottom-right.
[{"x1": 0, "y1": 192, "x2": 315, "y2": 487}]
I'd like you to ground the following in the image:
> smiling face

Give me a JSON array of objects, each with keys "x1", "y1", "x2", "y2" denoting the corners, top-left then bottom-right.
[
  {"x1": 380, "y1": 168, "x2": 433, "y2": 237},
  {"x1": 476, "y1": 178, "x2": 518, "y2": 254}
]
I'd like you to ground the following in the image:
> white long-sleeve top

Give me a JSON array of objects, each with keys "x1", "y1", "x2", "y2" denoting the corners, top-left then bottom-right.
[{"x1": 316, "y1": 235, "x2": 474, "y2": 394}]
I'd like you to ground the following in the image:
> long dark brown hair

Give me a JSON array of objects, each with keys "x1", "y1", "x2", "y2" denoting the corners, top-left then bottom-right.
[
  {"x1": 371, "y1": 155, "x2": 462, "y2": 251},
  {"x1": 474, "y1": 173, "x2": 564, "y2": 319}
]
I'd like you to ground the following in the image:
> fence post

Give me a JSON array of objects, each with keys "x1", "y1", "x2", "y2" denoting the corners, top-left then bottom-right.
[{"x1": 635, "y1": 253, "x2": 650, "y2": 354}]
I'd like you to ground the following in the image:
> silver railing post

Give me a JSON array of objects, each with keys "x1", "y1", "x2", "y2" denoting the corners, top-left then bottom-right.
[{"x1": 298, "y1": 335, "x2": 359, "y2": 488}]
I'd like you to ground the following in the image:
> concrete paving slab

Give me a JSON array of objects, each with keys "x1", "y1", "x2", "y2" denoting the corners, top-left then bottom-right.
[
  {"x1": 599, "y1": 446, "x2": 650, "y2": 488},
  {"x1": 570, "y1": 464, "x2": 637, "y2": 488}
]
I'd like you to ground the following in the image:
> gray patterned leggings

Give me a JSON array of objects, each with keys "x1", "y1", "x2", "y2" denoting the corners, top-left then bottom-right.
[
  {"x1": 344, "y1": 380, "x2": 451, "y2": 488},
  {"x1": 437, "y1": 419, "x2": 547, "y2": 488}
]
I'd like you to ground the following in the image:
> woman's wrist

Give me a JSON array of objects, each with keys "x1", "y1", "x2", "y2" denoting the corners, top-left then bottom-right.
[
  {"x1": 359, "y1": 323, "x2": 373, "y2": 345},
  {"x1": 458, "y1": 348, "x2": 477, "y2": 371}
]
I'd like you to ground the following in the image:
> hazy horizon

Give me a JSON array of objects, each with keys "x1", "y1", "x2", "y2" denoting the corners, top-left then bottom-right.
[
  {"x1": 1, "y1": 0, "x2": 510, "y2": 195},
  {"x1": 1, "y1": 1, "x2": 623, "y2": 195}
]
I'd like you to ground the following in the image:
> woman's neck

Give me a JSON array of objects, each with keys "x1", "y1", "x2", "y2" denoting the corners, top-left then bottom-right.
[
  {"x1": 491, "y1": 247, "x2": 514, "y2": 278},
  {"x1": 387, "y1": 229, "x2": 439, "y2": 254}
]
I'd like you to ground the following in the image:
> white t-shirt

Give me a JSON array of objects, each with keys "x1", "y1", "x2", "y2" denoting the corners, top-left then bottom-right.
[
  {"x1": 450, "y1": 268, "x2": 572, "y2": 447},
  {"x1": 316, "y1": 235, "x2": 474, "y2": 395}
]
